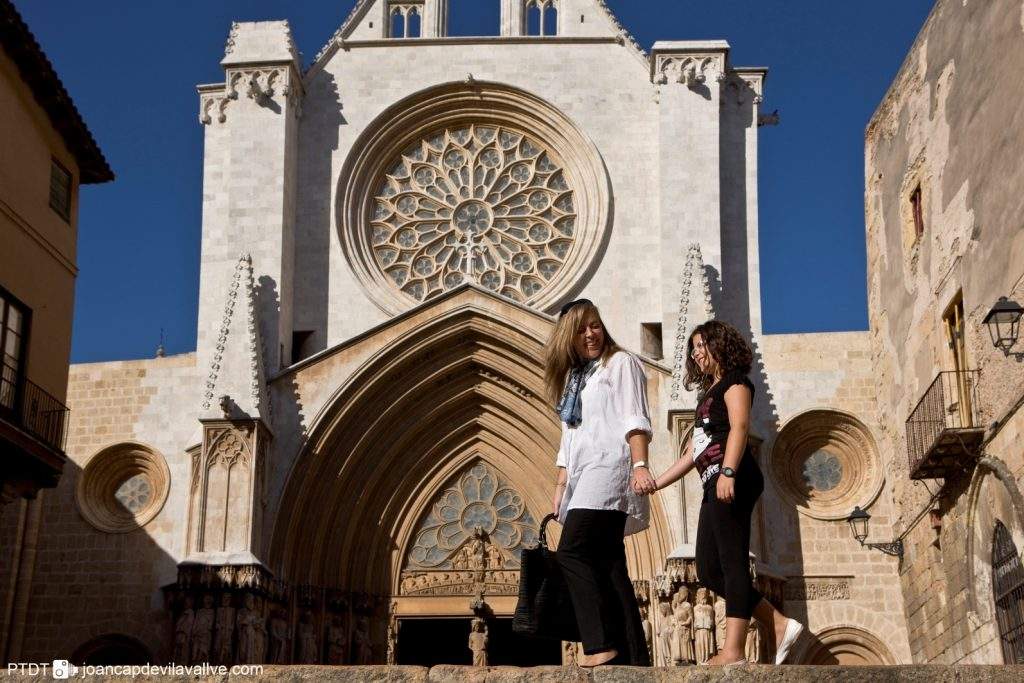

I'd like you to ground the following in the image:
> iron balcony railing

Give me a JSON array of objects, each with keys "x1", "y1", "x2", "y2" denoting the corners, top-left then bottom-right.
[
  {"x1": 0, "y1": 376, "x2": 69, "y2": 454},
  {"x1": 905, "y1": 369, "x2": 982, "y2": 477}
]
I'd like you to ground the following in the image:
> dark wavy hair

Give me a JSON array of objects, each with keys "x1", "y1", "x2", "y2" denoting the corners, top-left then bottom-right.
[{"x1": 684, "y1": 320, "x2": 753, "y2": 393}]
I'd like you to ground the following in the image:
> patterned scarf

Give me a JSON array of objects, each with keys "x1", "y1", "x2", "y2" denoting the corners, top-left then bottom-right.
[{"x1": 556, "y1": 359, "x2": 599, "y2": 427}]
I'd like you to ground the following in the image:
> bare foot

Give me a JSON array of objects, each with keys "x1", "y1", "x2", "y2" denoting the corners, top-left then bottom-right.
[
  {"x1": 580, "y1": 649, "x2": 617, "y2": 667},
  {"x1": 707, "y1": 650, "x2": 746, "y2": 666}
]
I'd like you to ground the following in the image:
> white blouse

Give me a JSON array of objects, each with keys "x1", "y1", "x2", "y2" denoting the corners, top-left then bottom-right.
[{"x1": 555, "y1": 350, "x2": 652, "y2": 536}]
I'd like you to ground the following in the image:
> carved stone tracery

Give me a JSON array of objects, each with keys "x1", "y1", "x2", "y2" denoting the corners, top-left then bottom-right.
[{"x1": 371, "y1": 124, "x2": 578, "y2": 304}]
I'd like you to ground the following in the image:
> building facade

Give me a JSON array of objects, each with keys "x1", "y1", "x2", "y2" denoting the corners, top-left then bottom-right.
[
  {"x1": 864, "y1": 0, "x2": 1024, "y2": 665},
  {"x1": 2, "y1": 0, "x2": 911, "y2": 667}
]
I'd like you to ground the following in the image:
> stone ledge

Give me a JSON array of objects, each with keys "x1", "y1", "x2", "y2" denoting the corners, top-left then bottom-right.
[{"x1": 4, "y1": 665, "x2": 1024, "y2": 682}]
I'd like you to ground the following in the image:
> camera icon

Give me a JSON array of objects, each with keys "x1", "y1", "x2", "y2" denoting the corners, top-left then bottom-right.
[{"x1": 52, "y1": 660, "x2": 77, "y2": 679}]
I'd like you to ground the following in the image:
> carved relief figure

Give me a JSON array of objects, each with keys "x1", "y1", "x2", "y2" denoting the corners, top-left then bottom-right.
[
  {"x1": 236, "y1": 594, "x2": 257, "y2": 664},
  {"x1": 214, "y1": 593, "x2": 236, "y2": 664},
  {"x1": 386, "y1": 606, "x2": 399, "y2": 665},
  {"x1": 672, "y1": 587, "x2": 695, "y2": 665},
  {"x1": 714, "y1": 596, "x2": 727, "y2": 653},
  {"x1": 468, "y1": 617, "x2": 488, "y2": 667},
  {"x1": 174, "y1": 596, "x2": 195, "y2": 664},
  {"x1": 640, "y1": 604, "x2": 653, "y2": 662},
  {"x1": 354, "y1": 614, "x2": 373, "y2": 664},
  {"x1": 657, "y1": 600, "x2": 674, "y2": 667},
  {"x1": 298, "y1": 611, "x2": 319, "y2": 664},
  {"x1": 485, "y1": 543, "x2": 504, "y2": 569},
  {"x1": 327, "y1": 615, "x2": 348, "y2": 664},
  {"x1": 745, "y1": 619, "x2": 761, "y2": 663},
  {"x1": 269, "y1": 608, "x2": 290, "y2": 663},
  {"x1": 693, "y1": 588, "x2": 715, "y2": 665},
  {"x1": 192, "y1": 594, "x2": 216, "y2": 663},
  {"x1": 562, "y1": 640, "x2": 578, "y2": 666},
  {"x1": 252, "y1": 599, "x2": 268, "y2": 663}
]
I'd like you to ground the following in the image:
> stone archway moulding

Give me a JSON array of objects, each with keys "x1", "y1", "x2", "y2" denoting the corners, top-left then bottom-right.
[
  {"x1": 797, "y1": 624, "x2": 897, "y2": 665},
  {"x1": 269, "y1": 293, "x2": 672, "y2": 606},
  {"x1": 336, "y1": 81, "x2": 612, "y2": 316}
]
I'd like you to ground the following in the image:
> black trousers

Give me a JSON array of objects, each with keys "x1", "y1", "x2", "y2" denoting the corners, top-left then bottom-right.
[
  {"x1": 556, "y1": 508, "x2": 650, "y2": 664},
  {"x1": 695, "y1": 457, "x2": 764, "y2": 619}
]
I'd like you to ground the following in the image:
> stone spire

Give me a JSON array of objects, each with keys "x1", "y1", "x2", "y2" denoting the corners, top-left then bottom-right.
[{"x1": 200, "y1": 254, "x2": 271, "y2": 421}]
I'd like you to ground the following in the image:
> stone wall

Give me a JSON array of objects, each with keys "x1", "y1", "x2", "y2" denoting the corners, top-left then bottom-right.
[{"x1": 864, "y1": 0, "x2": 1024, "y2": 665}]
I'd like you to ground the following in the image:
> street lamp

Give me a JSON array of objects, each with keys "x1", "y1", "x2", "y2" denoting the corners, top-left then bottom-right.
[
  {"x1": 846, "y1": 506, "x2": 904, "y2": 558},
  {"x1": 983, "y1": 296, "x2": 1024, "y2": 354}
]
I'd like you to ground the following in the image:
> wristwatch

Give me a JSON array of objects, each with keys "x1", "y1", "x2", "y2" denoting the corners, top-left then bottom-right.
[
  {"x1": 721, "y1": 466, "x2": 736, "y2": 478},
  {"x1": 632, "y1": 461, "x2": 648, "y2": 469}
]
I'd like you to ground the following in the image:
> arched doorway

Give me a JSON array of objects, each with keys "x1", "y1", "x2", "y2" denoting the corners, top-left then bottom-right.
[
  {"x1": 72, "y1": 634, "x2": 152, "y2": 665},
  {"x1": 799, "y1": 626, "x2": 896, "y2": 665},
  {"x1": 270, "y1": 294, "x2": 672, "y2": 664}
]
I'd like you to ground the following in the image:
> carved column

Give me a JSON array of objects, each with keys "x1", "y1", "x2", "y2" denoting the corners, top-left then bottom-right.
[{"x1": 500, "y1": 0, "x2": 525, "y2": 36}]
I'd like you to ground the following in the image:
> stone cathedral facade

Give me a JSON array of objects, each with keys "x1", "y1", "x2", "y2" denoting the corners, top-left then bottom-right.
[{"x1": 1, "y1": 0, "x2": 910, "y2": 667}]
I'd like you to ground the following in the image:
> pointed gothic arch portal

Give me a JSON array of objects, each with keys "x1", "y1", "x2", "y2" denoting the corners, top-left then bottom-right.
[{"x1": 270, "y1": 294, "x2": 672, "y2": 627}]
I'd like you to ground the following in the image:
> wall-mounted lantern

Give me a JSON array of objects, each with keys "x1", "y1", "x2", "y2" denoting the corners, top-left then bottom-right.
[
  {"x1": 983, "y1": 296, "x2": 1023, "y2": 355},
  {"x1": 847, "y1": 506, "x2": 904, "y2": 558}
]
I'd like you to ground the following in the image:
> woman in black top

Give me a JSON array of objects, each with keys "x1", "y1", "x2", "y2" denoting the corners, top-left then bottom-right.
[{"x1": 643, "y1": 320, "x2": 803, "y2": 665}]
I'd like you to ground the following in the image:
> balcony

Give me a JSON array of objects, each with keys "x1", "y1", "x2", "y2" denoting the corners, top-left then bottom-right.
[
  {"x1": 0, "y1": 377, "x2": 70, "y2": 500},
  {"x1": 905, "y1": 370, "x2": 985, "y2": 480}
]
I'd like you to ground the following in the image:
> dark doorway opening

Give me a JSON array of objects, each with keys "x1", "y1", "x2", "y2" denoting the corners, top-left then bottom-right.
[{"x1": 396, "y1": 618, "x2": 563, "y2": 666}]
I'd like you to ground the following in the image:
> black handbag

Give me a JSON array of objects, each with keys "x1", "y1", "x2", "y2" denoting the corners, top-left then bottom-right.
[{"x1": 512, "y1": 513, "x2": 580, "y2": 641}]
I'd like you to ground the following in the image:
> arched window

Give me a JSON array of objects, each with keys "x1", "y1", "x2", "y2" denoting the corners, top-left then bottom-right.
[
  {"x1": 407, "y1": 8, "x2": 422, "y2": 38},
  {"x1": 390, "y1": 8, "x2": 406, "y2": 38},
  {"x1": 526, "y1": 1, "x2": 542, "y2": 36},
  {"x1": 543, "y1": 1, "x2": 558, "y2": 36},
  {"x1": 993, "y1": 520, "x2": 1024, "y2": 663}
]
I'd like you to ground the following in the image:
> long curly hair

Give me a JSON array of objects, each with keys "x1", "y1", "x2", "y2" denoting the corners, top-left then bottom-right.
[
  {"x1": 544, "y1": 301, "x2": 621, "y2": 406},
  {"x1": 684, "y1": 320, "x2": 753, "y2": 393}
]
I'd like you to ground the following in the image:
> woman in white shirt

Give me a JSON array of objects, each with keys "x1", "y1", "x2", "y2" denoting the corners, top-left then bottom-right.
[{"x1": 547, "y1": 299, "x2": 657, "y2": 667}]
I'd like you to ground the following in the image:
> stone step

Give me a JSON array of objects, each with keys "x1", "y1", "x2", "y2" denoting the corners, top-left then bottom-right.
[{"x1": 5, "y1": 665, "x2": 1024, "y2": 682}]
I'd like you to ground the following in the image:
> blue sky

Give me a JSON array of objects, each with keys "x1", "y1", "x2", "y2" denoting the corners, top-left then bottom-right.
[{"x1": 16, "y1": 1, "x2": 934, "y2": 363}]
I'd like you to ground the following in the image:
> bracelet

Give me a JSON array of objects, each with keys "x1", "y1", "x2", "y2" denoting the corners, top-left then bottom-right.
[{"x1": 631, "y1": 461, "x2": 647, "y2": 469}]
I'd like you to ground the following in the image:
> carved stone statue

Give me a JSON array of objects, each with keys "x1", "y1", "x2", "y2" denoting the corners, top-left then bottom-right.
[
  {"x1": 252, "y1": 599, "x2": 268, "y2": 663},
  {"x1": 214, "y1": 593, "x2": 236, "y2": 664},
  {"x1": 745, "y1": 619, "x2": 761, "y2": 663},
  {"x1": 298, "y1": 611, "x2": 319, "y2": 664},
  {"x1": 693, "y1": 588, "x2": 715, "y2": 665},
  {"x1": 468, "y1": 617, "x2": 488, "y2": 666},
  {"x1": 640, "y1": 604, "x2": 653, "y2": 662},
  {"x1": 269, "y1": 608, "x2": 290, "y2": 664},
  {"x1": 657, "y1": 600, "x2": 674, "y2": 667},
  {"x1": 672, "y1": 587, "x2": 695, "y2": 665},
  {"x1": 354, "y1": 614, "x2": 373, "y2": 664},
  {"x1": 485, "y1": 544, "x2": 503, "y2": 569},
  {"x1": 562, "y1": 641, "x2": 578, "y2": 666},
  {"x1": 192, "y1": 594, "x2": 215, "y2": 663},
  {"x1": 236, "y1": 594, "x2": 258, "y2": 664},
  {"x1": 327, "y1": 615, "x2": 348, "y2": 664},
  {"x1": 386, "y1": 606, "x2": 399, "y2": 665},
  {"x1": 714, "y1": 596, "x2": 727, "y2": 652},
  {"x1": 174, "y1": 596, "x2": 195, "y2": 664}
]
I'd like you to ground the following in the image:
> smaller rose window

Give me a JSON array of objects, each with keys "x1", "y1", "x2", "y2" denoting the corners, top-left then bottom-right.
[
  {"x1": 370, "y1": 125, "x2": 578, "y2": 304},
  {"x1": 115, "y1": 474, "x2": 153, "y2": 514},
  {"x1": 802, "y1": 449, "x2": 843, "y2": 492}
]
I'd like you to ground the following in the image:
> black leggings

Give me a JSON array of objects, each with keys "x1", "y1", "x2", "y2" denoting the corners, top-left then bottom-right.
[
  {"x1": 695, "y1": 458, "x2": 764, "y2": 619},
  {"x1": 556, "y1": 509, "x2": 650, "y2": 664}
]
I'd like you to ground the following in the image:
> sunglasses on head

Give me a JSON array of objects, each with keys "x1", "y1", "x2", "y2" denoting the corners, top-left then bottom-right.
[{"x1": 559, "y1": 298, "x2": 593, "y2": 318}]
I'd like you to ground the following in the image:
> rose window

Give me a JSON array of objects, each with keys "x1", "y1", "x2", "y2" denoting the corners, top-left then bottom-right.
[
  {"x1": 370, "y1": 125, "x2": 578, "y2": 303},
  {"x1": 115, "y1": 474, "x2": 153, "y2": 514},
  {"x1": 802, "y1": 449, "x2": 843, "y2": 492},
  {"x1": 405, "y1": 461, "x2": 539, "y2": 570}
]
